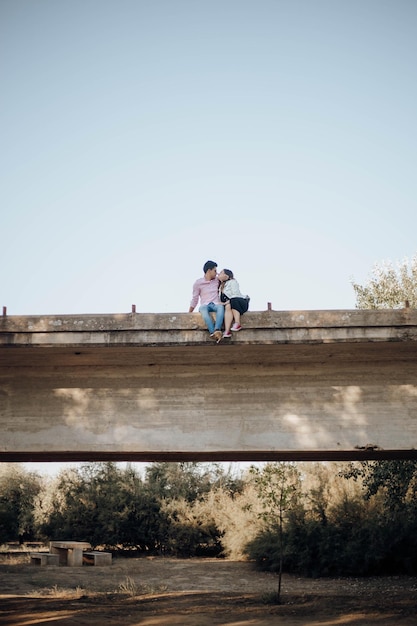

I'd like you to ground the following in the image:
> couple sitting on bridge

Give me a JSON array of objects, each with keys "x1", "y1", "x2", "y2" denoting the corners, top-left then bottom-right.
[{"x1": 189, "y1": 260, "x2": 250, "y2": 343}]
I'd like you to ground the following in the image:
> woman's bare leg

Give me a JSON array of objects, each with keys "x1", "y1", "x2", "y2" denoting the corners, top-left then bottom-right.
[
  {"x1": 232, "y1": 309, "x2": 241, "y2": 327},
  {"x1": 224, "y1": 303, "x2": 233, "y2": 333}
]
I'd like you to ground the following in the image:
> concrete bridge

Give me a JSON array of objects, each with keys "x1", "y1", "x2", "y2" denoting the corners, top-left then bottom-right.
[{"x1": 1, "y1": 309, "x2": 416, "y2": 463}]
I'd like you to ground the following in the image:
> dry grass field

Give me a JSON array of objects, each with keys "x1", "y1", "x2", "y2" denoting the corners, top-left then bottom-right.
[{"x1": 0, "y1": 551, "x2": 416, "y2": 625}]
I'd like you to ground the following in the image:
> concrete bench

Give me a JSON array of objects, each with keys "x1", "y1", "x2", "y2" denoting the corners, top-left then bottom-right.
[
  {"x1": 83, "y1": 551, "x2": 112, "y2": 566},
  {"x1": 30, "y1": 552, "x2": 60, "y2": 566},
  {"x1": 49, "y1": 541, "x2": 91, "y2": 566}
]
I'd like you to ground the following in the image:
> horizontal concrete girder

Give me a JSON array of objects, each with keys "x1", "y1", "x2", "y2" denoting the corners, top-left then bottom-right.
[{"x1": 1, "y1": 309, "x2": 417, "y2": 462}]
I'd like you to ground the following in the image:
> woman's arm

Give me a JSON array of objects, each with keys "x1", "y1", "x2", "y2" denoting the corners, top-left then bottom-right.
[{"x1": 224, "y1": 279, "x2": 243, "y2": 298}]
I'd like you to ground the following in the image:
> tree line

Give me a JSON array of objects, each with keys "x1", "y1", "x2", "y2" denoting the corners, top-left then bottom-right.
[{"x1": 1, "y1": 459, "x2": 416, "y2": 577}]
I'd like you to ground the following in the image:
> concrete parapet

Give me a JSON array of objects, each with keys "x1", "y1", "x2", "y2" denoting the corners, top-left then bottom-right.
[{"x1": 1, "y1": 310, "x2": 417, "y2": 462}]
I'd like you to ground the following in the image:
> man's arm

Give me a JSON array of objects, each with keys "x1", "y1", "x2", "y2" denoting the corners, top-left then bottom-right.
[{"x1": 189, "y1": 279, "x2": 200, "y2": 312}]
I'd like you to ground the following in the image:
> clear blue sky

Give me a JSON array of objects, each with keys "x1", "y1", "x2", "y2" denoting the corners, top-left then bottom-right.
[
  {"x1": 2, "y1": 1, "x2": 416, "y2": 476},
  {"x1": 2, "y1": 0, "x2": 416, "y2": 318}
]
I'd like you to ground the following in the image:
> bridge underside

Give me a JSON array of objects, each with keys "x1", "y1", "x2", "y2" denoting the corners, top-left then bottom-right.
[{"x1": 1, "y1": 310, "x2": 417, "y2": 462}]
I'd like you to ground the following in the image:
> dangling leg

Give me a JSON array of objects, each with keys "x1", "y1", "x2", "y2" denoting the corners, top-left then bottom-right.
[
  {"x1": 199, "y1": 304, "x2": 214, "y2": 334},
  {"x1": 223, "y1": 302, "x2": 233, "y2": 337},
  {"x1": 231, "y1": 308, "x2": 241, "y2": 330},
  {"x1": 212, "y1": 303, "x2": 225, "y2": 342}
]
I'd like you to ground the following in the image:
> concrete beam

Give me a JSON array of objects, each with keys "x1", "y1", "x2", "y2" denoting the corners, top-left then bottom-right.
[{"x1": 1, "y1": 310, "x2": 417, "y2": 462}]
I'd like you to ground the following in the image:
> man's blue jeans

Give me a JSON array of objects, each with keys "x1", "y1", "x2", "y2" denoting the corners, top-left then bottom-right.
[{"x1": 199, "y1": 303, "x2": 224, "y2": 334}]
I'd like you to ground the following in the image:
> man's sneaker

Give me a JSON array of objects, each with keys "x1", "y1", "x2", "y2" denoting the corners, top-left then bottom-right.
[
  {"x1": 212, "y1": 330, "x2": 222, "y2": 343},
  {"x1": 231, "y1": 324, "x2": 242, "y2": 332},
  {"x1": 223, "y1": 331, "x2": 232, "y2": 338}
]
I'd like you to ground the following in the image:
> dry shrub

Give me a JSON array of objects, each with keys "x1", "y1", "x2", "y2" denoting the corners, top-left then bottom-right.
[
  {"x1": 117, "y1": 575, "x2": 167, "y2": 596},
  {"x1": 35, "y1": 584, "x2": 86, "y2": 598},
  {"x1": 199, "y1": 482, "x2": 264, "y2": 559}
]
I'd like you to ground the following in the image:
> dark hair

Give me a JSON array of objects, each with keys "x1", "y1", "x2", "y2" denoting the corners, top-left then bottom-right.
[
  {"x1": 203, "y1": 260, "x2": 217, "y2": 273},
  {"x1": 223, "y1": 268, "x2": 234, "y2": 280}
]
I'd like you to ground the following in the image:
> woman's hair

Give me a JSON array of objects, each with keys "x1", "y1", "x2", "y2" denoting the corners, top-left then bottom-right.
[{"x1": 223, "y1": 269, "x2": 234, "y2": 280}]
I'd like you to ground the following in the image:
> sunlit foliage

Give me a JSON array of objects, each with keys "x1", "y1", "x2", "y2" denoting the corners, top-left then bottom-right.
[
  {"x1": 0, "y1": 464, "x2": 43, "y2": 543},
  {"x1": 351, "y1": 254, "x2": 417, "y2": 308}
]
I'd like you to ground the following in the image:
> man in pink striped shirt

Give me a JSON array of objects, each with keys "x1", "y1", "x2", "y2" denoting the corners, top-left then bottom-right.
[{"x1": 189, "y1": 260, "x2": 225, "y2": 342}]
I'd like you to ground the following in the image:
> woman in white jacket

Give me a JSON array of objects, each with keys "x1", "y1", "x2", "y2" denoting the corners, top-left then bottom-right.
[{"x1": 218, "y1": 269, "x2": 250, "y2": 338}]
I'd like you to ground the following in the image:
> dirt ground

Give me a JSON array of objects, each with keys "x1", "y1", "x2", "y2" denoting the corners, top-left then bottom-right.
[{"x1": 0, "y1": 554, "x2": 416, "y2": 625}]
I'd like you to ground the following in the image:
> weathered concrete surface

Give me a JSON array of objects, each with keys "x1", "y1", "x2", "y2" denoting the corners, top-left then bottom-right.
[{"x1": 1, "y1": 309, "x2": 417, "y2": 462}]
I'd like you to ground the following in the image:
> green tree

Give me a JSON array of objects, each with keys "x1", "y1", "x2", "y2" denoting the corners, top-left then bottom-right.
[
  {"x1": 39, "y1": 462, "x2": 168, "y2": 550},
  {"x1": 248, "y1": 463, "x2": 301, "y2": 601},
  {"x1": 340, "y1": 460, "x2": 417, "y2": 573},
  {"x1": 0, "y1": 464, "x2": 43, "y2": 543},
  {"x1": 351, "y1": 253, "x2": 417, "y2": 308},
  {"x1": 145, "y1": 462, "x2": 223, "y2": 503},
  {"x1": 342, "y1": 460, "x2": 417, "y2": 513},
  {"x1": 145, "y1": 462, "x2": 241, "y2": 555}
]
